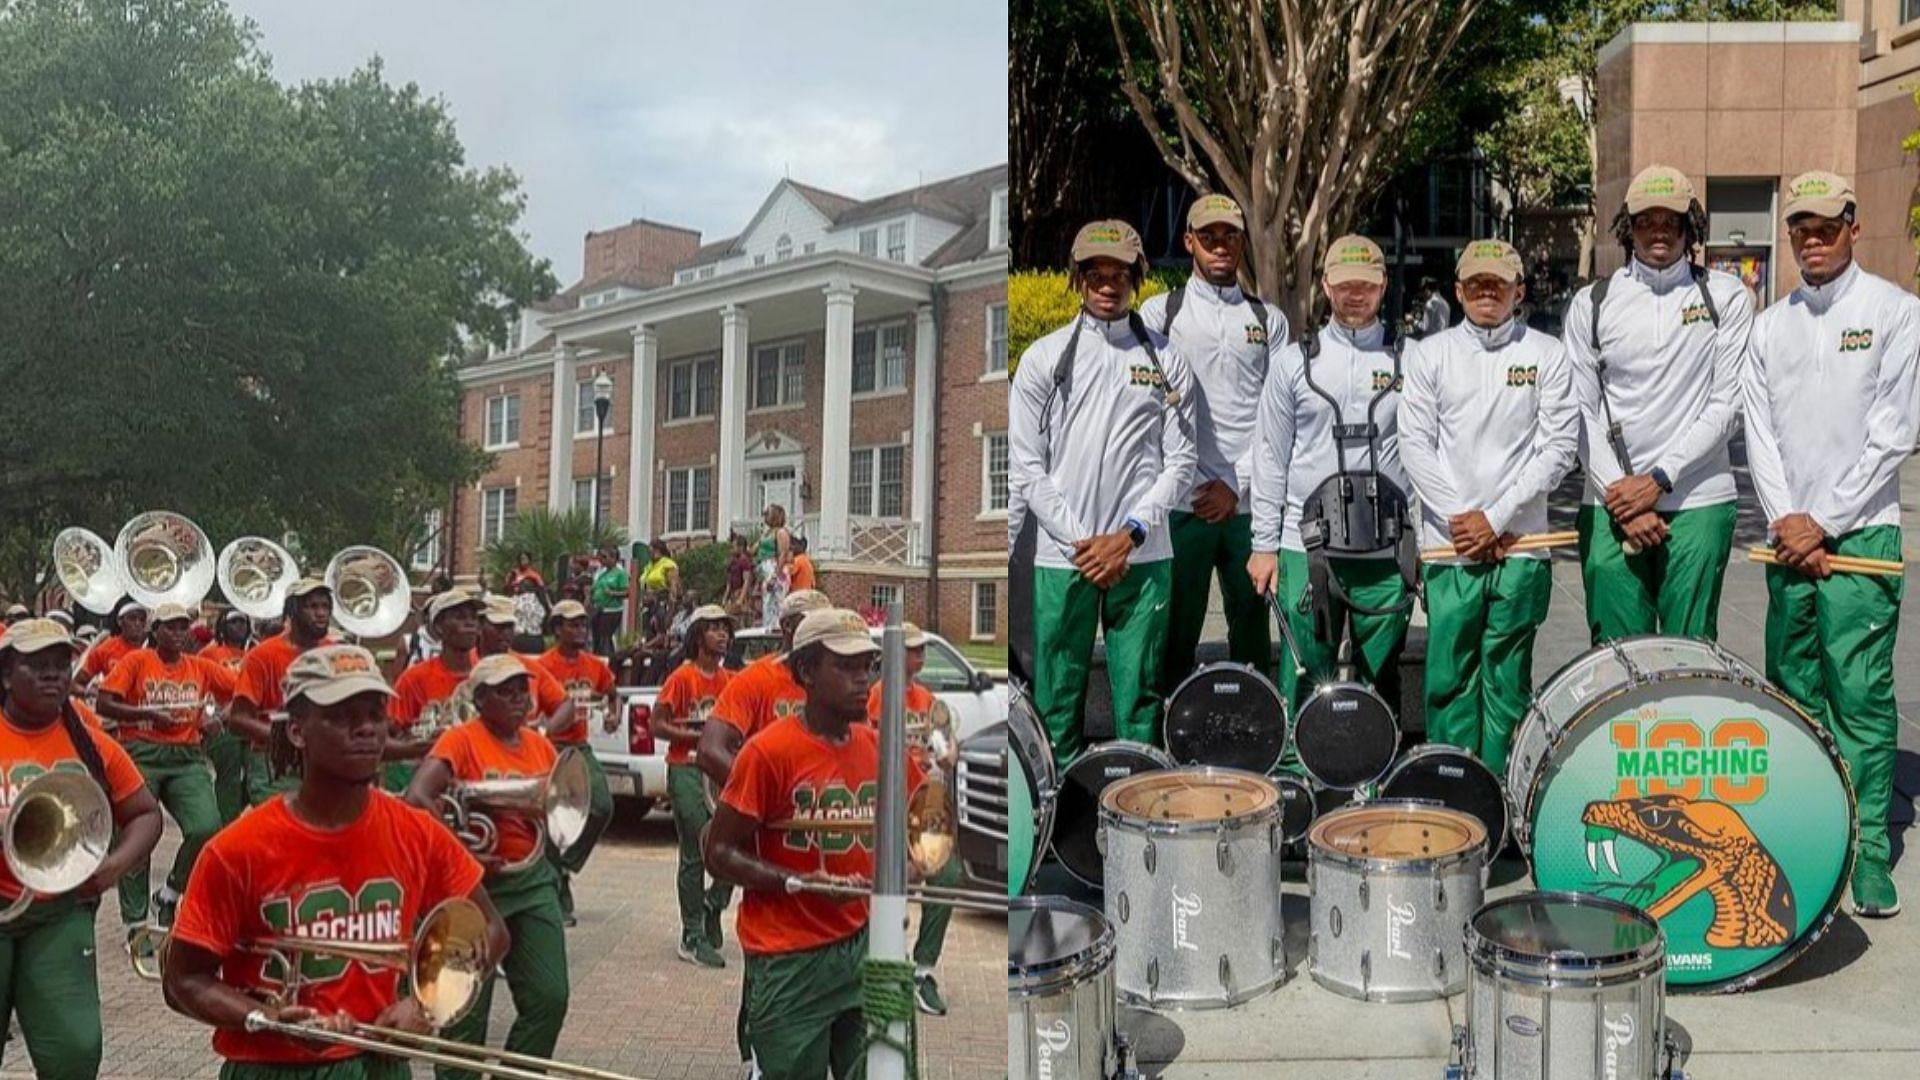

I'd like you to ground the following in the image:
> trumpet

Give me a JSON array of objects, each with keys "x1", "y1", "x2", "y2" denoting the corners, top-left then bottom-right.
[
  {"x1": 436, "y1": 748, "x2": 592, "y2": 873},
  {"x1": 0, "y1": 771, "x2": 112, "y2": 923},
  {"x1": 767, "y1": 778, "x2": 1007, "y2": 915}
]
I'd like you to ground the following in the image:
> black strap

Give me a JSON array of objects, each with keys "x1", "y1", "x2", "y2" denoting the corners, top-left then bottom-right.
[
  {"x1": 1588, "y1": 265, "x2": 1722, "y2": 477},
  {"x1": 1160, "y1": 286, "x2": 1185, "y2": 335},
  {"x1": 1162, "y1": 286, "x2": 1274, "y2": 384}
]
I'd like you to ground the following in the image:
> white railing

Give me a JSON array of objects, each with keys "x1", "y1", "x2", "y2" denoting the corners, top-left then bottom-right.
[{"x1": 730, "y1": 515, "x2": 924, "y2": 567}]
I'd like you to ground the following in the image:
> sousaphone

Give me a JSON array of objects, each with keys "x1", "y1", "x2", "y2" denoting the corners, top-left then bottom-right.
[
  {"x1": 113, "y1": 511, "x2": 215, "y2": 610},
  {"x1": 217, "y1": 536, "x2": 301, "y2": 620},
  {"x1": 52, "y1": 528, "x2": 125, "y2": 615},
  {"x1": 326, "y1": 546, "x2": 409, "y2": 639}
]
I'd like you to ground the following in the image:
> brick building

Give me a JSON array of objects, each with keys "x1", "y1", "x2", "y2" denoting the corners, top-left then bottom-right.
[{"x1": 432, "y1": 165, "x2": 1010, "y2": 647}]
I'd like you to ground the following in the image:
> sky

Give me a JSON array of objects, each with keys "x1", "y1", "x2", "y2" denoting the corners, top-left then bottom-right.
[{"x1": 225, "y1": 1, "x2": 1009, "y2": 285}]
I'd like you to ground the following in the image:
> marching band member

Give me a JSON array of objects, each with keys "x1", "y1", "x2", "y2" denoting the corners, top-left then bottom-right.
[
  {"x1": 1564, "y1": 165, "x2": 1752, "y2": 644},
  {"x1": 73, "y1": 597, "x2": 148, "y2": 691},
  {"x1": 1398, "y1": 240, "x2": 1577, "y2": 774},
  {"x1": 197, "y1": 610, "x2": 255, "y2": 824},
  {"x1": 385, "y1": 589, "x2": 482, "y2": 794},
  {"x1": 705, "y1": 609, "x2": 922, "y2": 1080},
  {"x1": 477, "y1": 596, "x2": 572, "y2": 733},
  {"x1": 1138, "y1": 195, "x2": 1286, "y2": 695},
  {"x1": 1010, "y1": 219, "x2": 1196, "y2": 771},
  {"x1": 405, "y1": 654, "x2": 569, "y2": 1080},
  {"x1": 1741, "y1": 172, "x2": 1920, "y2": 918},
  {"x1": 93, "y1": 603, "x2": 236, "y2": 935},
  {"x1": 532, "y1": 599, "x2": 618, "y2": 926},
  {"x1": 164, "y1": 644, "x2": 509, "y2": 1080},
  {"x1": 229, "y1": 579, "x2": 336, "y2": 806},
  {"x1": 0, "y1": 619, "x2": 161, "y2": 1080},
  {"x1": 2, "y1": 604, "x2": 28, "y2": 627},
  {"x1": 654, "y1": 603, "x2": 737, "y2": 969},
  {"x1": 697, "y1": 589, "x2": 831, "y2": 790}
]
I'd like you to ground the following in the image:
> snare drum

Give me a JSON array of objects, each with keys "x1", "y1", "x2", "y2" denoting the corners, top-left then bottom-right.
[
  {"x1": 1010, "y1": 895, "x2": 1126, "y2": 1080},
  {"x1": 1294, "y1": 680, "x2": 1399, "y2": 790},
  {"x1": 1508, "y1": 636, "x2": 1854, "y2": 992},
  {"x1": 1055, "y1": 741, "x2": 1174, "y2": 887},
  {"x1": 1164, "y1": 662, "x2": 1288, "y2": 774},
  {"x1": 1307, "y1": 801, "x2": 1487, "y2": 1001},
  {"x1": 1379, "y1": 744, "x2": 1510, "y2": 856},
  {"x1": 1452, "y1": 891, "x2": 1680, "y2": 1079},
  {"x1": 1101, "y1": 768, "x2": 1287, "y2": 1010}
]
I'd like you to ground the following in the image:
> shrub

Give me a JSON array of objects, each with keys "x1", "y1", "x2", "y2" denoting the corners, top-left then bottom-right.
[
  {"x1": 672, "y1": 541, "x2": 731, "y2": 604},
  {"x1": 480, "y1": 509, "x2": 627, "y2": 591},
  {"x1": 1007, "y1": 268, "x2": 1183, "y2": 375}
]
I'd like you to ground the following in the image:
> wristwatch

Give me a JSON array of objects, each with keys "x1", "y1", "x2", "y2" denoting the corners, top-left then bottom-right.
[
  {"x1": 1124, "y1": 517, "x2": 1147, "y2": 548},
  {"x1": 1649, "y1": 467, "x2": 1674, "y2": 494}
]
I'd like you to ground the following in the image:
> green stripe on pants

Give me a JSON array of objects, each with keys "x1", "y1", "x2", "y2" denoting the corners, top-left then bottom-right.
[
  {"x1": 745, "y1": 931, "x2": 867, "y2": 1080},
  {"x1": 0, "y1": 899, "x2": 102, "y2": 1080},
  {"x1": 1576, "y1": 501, "x2": 1736, "y2": 644},
  {"x1": 118, "y1": 741, "x2": 222, "y2": 927},
  {"x1": 434, "y1": 862, "x2": 569, "y2": 1080},
  {"x1": 1763, "y1": 525, "x2": 1903, "y2": 870},
  {"x1": 668, "y1": 763, "x2": 732, "y2": 947},
  {"x1": 1421, "y1": 558, "x2": 1553, "y2": 775},
  {"x1": 203, "y1": 727, "x2": 250, "y2": 826},
  {"x1": 1160, "y1": 512, "x2": 1272, "y2": 696},
  {"x1": 1031, "y1": 561, "x2": 1171, "y2": 771}
]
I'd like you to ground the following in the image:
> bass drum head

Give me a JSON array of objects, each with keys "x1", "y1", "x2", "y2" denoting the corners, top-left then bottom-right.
[
  {"x1": 1294, "y1": 682, "x2": 1399, "y2": 790},
  {"x1": 1054, "y1": 741, "x2": 1173, "y2": 887},
  {"x1": 1380, "y1": 744, "x2": 1510, "y2": 856},
  {"x1": 1525, "y1": 670, "x2": 1854, "y2": 992},
  {"x1": 1273, "y1": 774, "x2": 1319, "y2": 847},
  {"x1": 1163, "y1": 662, "x2": 1287, "y2": 774},
  {"x1": 1006, "y1": 693, "x2": 1056, "y2": 897}
]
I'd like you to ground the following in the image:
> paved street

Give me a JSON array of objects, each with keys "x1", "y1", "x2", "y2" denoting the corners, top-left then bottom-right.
[{"x1": 5, "y1": 807, "x2": 1003, "y2": 1080}]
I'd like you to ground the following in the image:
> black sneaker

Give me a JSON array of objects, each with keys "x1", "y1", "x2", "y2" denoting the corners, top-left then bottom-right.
[{"x1": 914, "y1": 972, "x2": 947, "y2": 1016}]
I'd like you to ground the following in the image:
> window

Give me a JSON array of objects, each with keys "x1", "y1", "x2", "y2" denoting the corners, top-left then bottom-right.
[
  {"x1": 676, "y1": 270, "x2": 695, "y2": 284},
  {"x1": 581, "y1": 289, "x2": 620, "y2": 309},
  {"x1": 990, "y1": 188, "x2": 1008, "y2": 250},
  {"x1": 858, "y1": 228, "x2": 879, "y2": 257},
  {"x1": 850, "y1": 445, "x2": 906, "y2": 517},
  {"x1": 668, "y1": 357, "x2": 718, "y2": 421},
  {"x1": 803, "y1": 242, "x2": 816, "y2": 255},
  {"x1": 698, "y1": 265, "x2": 716, "y2": 280},
  {"x1": 987, "y1": 303, "x2": 1009, "y2": 374},
  {"x1": 753, "y1": 254, "x2": 766, "y2": 267},
  {"x1": 869, "y1": 583, "x2": 902, "y2": 612},
  {"x1": 666, "y1": 466, "x2": 714, "y2": 534},
  {"x1": 972, "y1": 582, "x2": 998, "y2": 642},
  {"x1": 484, "y1": 393, "x2": 520, "y2": 449},
  {"x1": 572, "y1": 477, "x2": 612, "y2": 521},
  {"x1": 983, "y1": 432, "x2": 1009, "y2": 513},
  {"x1": 481, "y1": 487, "x2": 517, "y2": 546},
  {"x1": 886, "y1": 221, "x2": 907, "y2": 262},
  {"x1": 852, "y1": 323, "x2": 909, "y2": 394},
  {"x1": 576, "y1": 375, "x2": 614, "y2": 436},
  {"x1": 775, "y1": 234, "x2": 793, "y2": 262},
  {"x1": 1906, "y1": 0, "x2": 1920, "y2": 23},
  {"x1": 921, "y1": 639, "x2": 972, "y2": 690},
  {"x1": 411, "y1": 510, "x2": 442, "y2": 572},
  {"x1": 752, "y1": 342, "x2": 805, "y2": 408}
]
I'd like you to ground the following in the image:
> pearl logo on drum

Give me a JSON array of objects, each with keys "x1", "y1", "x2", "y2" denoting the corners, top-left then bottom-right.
[
  {"x1": 1033, "y1": 1019, "x2": 1071, "y2": 1080},
  {"x1": 1602, "y1": 1013, "x2": 1634, "y2": 1079},
  {"x1": 1386, "y1": 899, "x2": 1416, "y2": 960},
  {"x1": 1170, "y1": 886, "x2": 1203, "y2": 951}
]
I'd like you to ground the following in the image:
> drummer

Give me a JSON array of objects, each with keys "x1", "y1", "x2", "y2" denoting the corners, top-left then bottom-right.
[
  {"x1": 1398, "y1": 240, "x2": 1577, "y2": 773},
  {"x1": 1740, "y1": 172, "x2": 1918, "y2": 918}
]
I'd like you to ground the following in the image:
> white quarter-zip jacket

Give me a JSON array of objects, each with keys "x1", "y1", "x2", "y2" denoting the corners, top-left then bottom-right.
[
  {"x1": 1251, "y1": 321, "x2": 1406, "y2": 557},
  {"x1": 1399, "y1": 318, "x2": 1579, "y2": 563},
  {"x1": 1563, "y1": 258, "x2": 1753, "y2": 510},
  {"x1": 1741, "y1": 260, "x2": 1920, "y2": 537},
  {"x1": 1139, "y1": 277, "x2": 1289, "y2": 512},
  {"x1": 1009, "y1": 310, "x2": 1199, "y2": 569}
]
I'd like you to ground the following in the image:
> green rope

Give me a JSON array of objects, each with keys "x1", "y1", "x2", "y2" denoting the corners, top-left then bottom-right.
[{"x1": 861, "y1": 956, "x2": 920, "y2": 1079}]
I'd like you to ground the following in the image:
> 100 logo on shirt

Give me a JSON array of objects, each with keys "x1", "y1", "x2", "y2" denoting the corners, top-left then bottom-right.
[
  {"x1": 782, "y1": 781, "x2": 879, "y2": 855},
  {"x1": 256, "y1": 880, "x2": 406, "y2": 984}
]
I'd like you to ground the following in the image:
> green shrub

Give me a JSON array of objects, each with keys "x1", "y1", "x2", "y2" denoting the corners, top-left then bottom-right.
[
  {"x1": 672, "y1": 541, "x2": 731, "y2": 604},
  {"x1": 481, "y1": 508, "x2": 627, "y2": 591},
  {"x1": 1007, "y1": 268, "x2": 1184, "y2": 374}
]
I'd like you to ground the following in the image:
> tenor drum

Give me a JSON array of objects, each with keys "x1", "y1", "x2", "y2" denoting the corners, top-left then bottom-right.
[
  {"x1": 1163, "y1": 662, "x2": 1288, "y2": 774},
  {"x1": 1101, "y1": 768, "x2": 1287, "y2": 1010},
  {"x1": 1010, "y1": 896, "x2": 1132, "y2": 1080},
  {"x1": 1055, "y1": 742, "x2": 1174, "y2": 887},
  {"x1": 1294, "y1": 680, "x2": 1399, "y2": 790},
  {"x1": 1308, "y1": 801, "x2": 1487, "y2": 1001},
  {"x1": 1508, "y1": 636, "x2": 1854, "y2": 992},
  {"x1": 1380, "y1": 744, "x2": 1511, "y2": 856},
  {"x1": 1274, "y1": 773, "x2": 1319, "y2": 853},
  {"x1": 1451, "y1": 892, "x2": 1682, "y2": 1080}
]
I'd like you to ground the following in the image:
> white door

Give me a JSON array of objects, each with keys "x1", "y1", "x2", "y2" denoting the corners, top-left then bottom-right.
[{"x1": 756, "y1": 468, "x2": 797, "y2": 520}]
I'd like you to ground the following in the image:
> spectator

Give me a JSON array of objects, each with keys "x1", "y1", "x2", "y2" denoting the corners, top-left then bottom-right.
[
  {"x1": 670, "y1": 591, "x2": 700, "y2": 642},
  {"x1": 640, "y1": 538, "x2": 681, "y2": 604},
  {"x1": 788, "y1": 535, "x2": 816, "y2": 592},
  {"x1": 756, "y1": 504, "x2": 793, "y2": 630},
  {"x1": 510, "y1": 575, "x2": 551, "y2": 654},
  {"x1": 505, "y1": 550, "x2": 545, "y2": 593},
  {"x1": 590, "y1": 547, "x2": 630, "y2": 658},
  {"x1": 724, "y1": 535, "x2": 756, "y2": 620}
]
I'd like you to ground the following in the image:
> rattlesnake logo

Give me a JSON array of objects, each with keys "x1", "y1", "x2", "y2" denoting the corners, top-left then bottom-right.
[{"x1": 1582, "y1": 795, "x2": 1794, "y2": 949}]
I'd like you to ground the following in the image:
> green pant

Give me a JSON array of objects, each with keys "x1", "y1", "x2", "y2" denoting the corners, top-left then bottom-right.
[
  {"x1": 435, "y1": 862, "x2": 569, "y2": 1080},
  {"x1": 220, "y1": 1056, "x2": 409, "y2": 1079},
  {"x1": 0, "y1": 900, "x2": 101, "y2": 1080},
  {"x1": 118, "y1": 741, "x2": 222, "y2": 927},
  {"x1": 204, "y1": 727, "x2": 250, "y2": 826},
  {"x1": 1576, "y1": 502, "x2": 1736, "y2": 644},
  {"x1": 1274, "y1": 549, "x2": 1410, "y2": 713},
  {"x1": 1422, "y1": 558, "x2": 1553, "y2": 775},
  {"x1": 246, "y1": 745, "x2": 299, "y2": 806},
  {"x1": 379, "y1": 761, "x2": 417, "y2": 795},
  {"x1": 912, "y1": 859, "x2": 960, "y2": 969},
  {"x1": 745, "y1": 931, "x2": 867, "y2": 1080},
  {"x1": 1764, "y1": 525, "x2": 1904, "y2": 869},
  {"x1": 1031, "y1": 560, "x2": 1172, "y2": 771},
  {"x1": 667, "y1": 763, "x2": 732, "y2": 947},
  {"x1": 547, "y1": 745, "x2": 613, "y2": 877},
  {"x1": 1160, "y1": 512, "x2": 1271, "y2": 696}
]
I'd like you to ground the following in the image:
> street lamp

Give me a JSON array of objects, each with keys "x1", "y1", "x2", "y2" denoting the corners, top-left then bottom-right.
[{"x1": 592, "y1": 371, "x2": 614, "y2": 538}]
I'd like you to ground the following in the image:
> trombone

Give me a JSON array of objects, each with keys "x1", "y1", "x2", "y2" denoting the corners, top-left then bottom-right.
[
  {"x1": 436, "y1": 747, "x2": 593, "y2": 873},
  {"x1": 769, "y1": 777, "x2": 1008, "y2": 915},
  {"x1": 0, "y1": 771, "x2": 112, "y2": 923}
]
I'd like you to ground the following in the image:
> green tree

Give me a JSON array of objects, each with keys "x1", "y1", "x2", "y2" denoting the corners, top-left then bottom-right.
[
  {"x1": 0, "y1": 0, "x2": 554, "y2": 603},
  {"x1": 480, "y1": 508, "x2": 626, "y2": 592}
]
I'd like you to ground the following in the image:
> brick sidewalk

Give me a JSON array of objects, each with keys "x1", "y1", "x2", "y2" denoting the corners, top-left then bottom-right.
[{"x1": 3, "y1": 803, "x2": 1004, "y2": 1080}]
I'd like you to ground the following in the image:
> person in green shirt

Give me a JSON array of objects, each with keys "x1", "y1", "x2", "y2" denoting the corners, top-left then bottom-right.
[{"x1": 589, "y1": 549, "x2": 628, "y2": 659}]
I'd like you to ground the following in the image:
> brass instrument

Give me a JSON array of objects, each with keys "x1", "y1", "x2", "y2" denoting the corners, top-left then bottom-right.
[
  {"x1": 217, "y1": 536, "x2": 301, "y2": 620},
  {"x1": 114, "y1": 511, "x2": 215, "y2": 610},
  {"x1": 325, "y1": 546, "x2": 409, "y2": 639},
  {"x1": 437, "y1": 748, "x2": 592, "y2": 873},
  {"x1": 0, "y1": 771, "x2": 112, "y2": 923},
  {"x1": 768, "y1": 777, "x2": 1007, "y2": 915},
  {"x1": 52, "y1": 527, "x2": 125, "y2": 615}
]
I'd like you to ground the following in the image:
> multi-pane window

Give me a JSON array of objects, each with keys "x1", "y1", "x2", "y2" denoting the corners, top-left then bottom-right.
[
  {"x1": 666, "y1": 467, "x2": 714, "y2": 534},
  {"x1": 576, "y1": 375, "x2": 613, "y2": 435},
  {"x1": 870, "y1": 583, "x2": 902, "y2": 612},
  {"x1": 988, "y1": 303, "x2": 1009, "y2": 373},
  {"x1": 972, "y1": 582, "x2": 998, "y2": 641},
  {"x1": 572, "y1": 477, "x2": 612, "y2": 522},
  {"x1": 850, "y1": 446, "x2": 907, "y2": 517},
  {"x1": 752, "y1": 342, "x2": 805, "y2": 408},
  {"x1": 991, "y1": 188, "x2": 1008, "y2": 250},
  {"x1": 984, "y1": 433, "x2": 1009, "y2": 513},
  {"x1": 859, "y1": 228, "x2": 878, "y2": 257},
  {"x1": 775, "y1": 234, "x2": 793, "y2": 262},
  {"x1": 668, "y1": 357, "x2": 718, "y2": 420},
  {"x1": 484, "y1": 394, "x2": 520, "y2": 448},
  {"x1": 852, "y1": 324, "x2": 909, "y2": 394},
  {"x1": 481, "y1": 487, "x2": 517, "y2": 545},
  {"x1": 886, "y1": 221, "x2": 907, "y2": 262},
  {"x1": 412, "y1": 510, "x2": 441, "y2": 571}
]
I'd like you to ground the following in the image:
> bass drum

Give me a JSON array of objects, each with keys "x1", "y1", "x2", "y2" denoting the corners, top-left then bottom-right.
[
  {"x1": 1293, "y1": 680, "x2": 1399, "y2": 790},
  {"x1": 1163, "y1": 662, "x2": 1287, "y2": 774},
  {"x1": 1509, "y1": 635, "x2": 1855, "y2": 992},
  {"x1": 1378, "y1": 744, "x2": 1510, "y2": 856},
  {"x1": 1054, "y1": 741, "x2": 1174, "y2": 888},
  {"x1": 1002, "y1": 690, "x2": 1057, "y2": 897},
  {"x1": 1273, "y1": 773, "x2": 1319, "y2": 852}
]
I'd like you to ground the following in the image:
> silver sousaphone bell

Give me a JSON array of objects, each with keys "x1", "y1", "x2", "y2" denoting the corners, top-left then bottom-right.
[
  {"x1": 113, "y1": 511, "x2": 215, "y2": 611},
  {"x1": 217, "y1": 536, "x2": 301, "y2": 621},
  {"x1": 326, "y1": 545, "x2": 410, "y2": 639},
  {"x1": 52, "y1": 527, "x2": 126, "y2": 615}
]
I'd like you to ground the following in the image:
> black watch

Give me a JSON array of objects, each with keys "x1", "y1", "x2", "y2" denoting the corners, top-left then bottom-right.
[
  {"x1": 1125, "y1": 517, "x2": 1147, "y2": 548},
  {"x1": 1650, "y1": 467, "x2": 1674, "y2": 494}
]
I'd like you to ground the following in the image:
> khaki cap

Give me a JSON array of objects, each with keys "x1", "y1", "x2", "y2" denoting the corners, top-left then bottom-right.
[
  {"x1": 481, "y1": 595, "x2": 517, "y2": 626},
  {"x1": 1322, "y1": 235, "x2": 1386, "y2": 286},
  {"x1": 549, "y1": 599, "x2": 589, "y2": 621},
  {"x1": 426, "y1": 588, "x2": 479, "y2": 623},
  {"x1": 4, "y1": 604, "x2": 28, "y2": 618},
  {"x1": 792, "y1": 609, "x2": 882, "y2": 657},
  {"x1": 151, "y1": 603, "x2": 195, "y2": 624},
  {"x1": 689, "y1": 604, "x2": 733, "y2": 624},
  {"x1": 287, "y1": 577, "x2": 331, "y2": 599},
  {"x1": 118, "y1": 600, "x2": 149, "y2": 618},
  {"x1": 1069, "y1": 220, "x2": 1149, "y2": 277},
  {"x1": 468, "y1": 653, "x2": 533, "y2": 689},
  {"x1": 283, "y1": 644, "x2": 394, "y2": 706},
  {"x1": 1455, "y1": 239, "x2": 1524, "y2": 284},
  {"x1": 46, "y1": 610, "x2": 74, "y2": 628},
  {"x1": 1784, "y1": 171, "x2": 1855, "y2": 221},
  {"x1": 900, "y1": 621, "x2": 928, "y2": 649},
  {"x1": 1624, "y1": 165, "x2": 1695, "y2": 214},
  {"x1": 779, "y1": 589, "x2": 832, "y2": 620},
  {"x1": 1187, "y1": 194, "x2": 1245, "y2": 232},
  {"x1": 0, "y1": 618, "x2": 76, "y2": 656}
]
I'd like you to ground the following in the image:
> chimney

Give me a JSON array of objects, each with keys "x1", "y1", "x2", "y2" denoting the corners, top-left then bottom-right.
[{"x1": 580, "y1": 219, "x2": 704, "y2": 289}]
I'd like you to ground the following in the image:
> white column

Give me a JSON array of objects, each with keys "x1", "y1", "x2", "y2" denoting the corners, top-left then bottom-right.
[
  {"x1": 909, "y1": 304, "x2": 937, "y2": 565},
  {"x1": 819, "y1": 279, "x2": 858, "y2": 559},
  {"x1": 547, "y1": 345, "x2": 579, "y2": 512},
  {"x1": 718, "y1": 304, "x2": 751, "y2": 535},
  {"x1": 627, "y1": 326, "x2": 658, "y2": 541}
]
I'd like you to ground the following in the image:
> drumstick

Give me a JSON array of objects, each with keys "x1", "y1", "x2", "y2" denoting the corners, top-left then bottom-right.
[
  {"x1": 1420, "y1": 531, "x2": 1578, "y2": 561},
  {"x1": 1746, "y1": 547, "x2": 1906, "y2": 577}
]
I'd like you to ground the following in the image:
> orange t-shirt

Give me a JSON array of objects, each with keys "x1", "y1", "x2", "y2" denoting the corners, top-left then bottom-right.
[
  {"x1": 170, "y1": 792, "x2": 484, "y2": 1065},
  {"x1": 656, "y1": 661, "x2": 734, "y2": 766},
  {"x1": 388, "y1": 653, "x2": 478, "y2": 735},
  {"x1": 198, "y1": 643, "x2": 246, "y2": 671},
  {"x1": 789, "y1": 555, "x2": 816, "y2": 591},
  {"x1": 78, "y1": 634, "x2": 140, "y2": 683},
  {"x1": 0, "y1": 707, "x2": 146, "y2": 902},
  {"x1": 428, "y1": 721, "x2": 559, "y2": 867},
  {"x1": 719, "y1": 716, "x2": 922, "y2": 956},
  {"x1": 866, "y1": 682, "x2": 939, "y2": 768},
  {"x1": 99, "y1": 649, "x2": 238, "y2": 746},
  {"x1": 534, "y1": 649, "x2": 615, "y2": 746},
  {"x1": 505, "y1": 653, "x2": 569, "y2": 723},
  {"x1": 711, "y1": 654, "x2": 806, "y2": 742}
]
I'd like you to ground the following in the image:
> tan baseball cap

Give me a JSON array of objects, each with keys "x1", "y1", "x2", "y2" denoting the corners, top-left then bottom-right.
[
  {"x1": 46, "y1": 610, "x2": 74, "y2": 629},
  {"x1": 1069, "y1": 220, "x2": 1149, "y2": 276},
  {"x1": 900, "y1": 621, "x2": 928, "y2": 649},
  {"x1": 1187, "y1": 194, "x2": 1245, "y2": 232},
  {"x1": 1322, "y1": 235, "x2": 1386, "y2": 286},
  {"x1": 481, "y1": 595, "x2": 517, "y2": 626},
  {"x1": 549, "y1": 599, "x2": 589, "y2": 621},
  {"x1": 1784, "y1": 171, "x2": 1856, "y2": 221},
  {"x1": 288, "y1": 577, "x2": 331, "y2": 599},
  {"x1": 779, "y1": 589, "x2": 832, "y2": 620},
  {"x1": 426, "y1": 588, "x2": 479, "y2": 623},
  {"x1": 4, "y1": 604, "x2": 28, "y2": 619},
  {"x1": 0, "y1": 618, "x2": 75, "y2": 656},
  {"x1": 1624, "y1": 165, "x2": 1695, "y2": 214},
  {"x1": 151, "y1": 603, "x2": 194, "y2": 624},
  {"x1": 468, "y1": 653, "x2": 533, "y2": 689},
  {"x1": 283, "y1": 644, "x2": 394, "y2": 706},
  {"x1": 792, "y1": 609, "x2": 882, "y2": 657},
  {"x1": 1455, "y1": 239, "x2": 1524, "y2": 284},
  {"x1": 688, "y1": 603, "x2": 733, "y2": 624}
]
